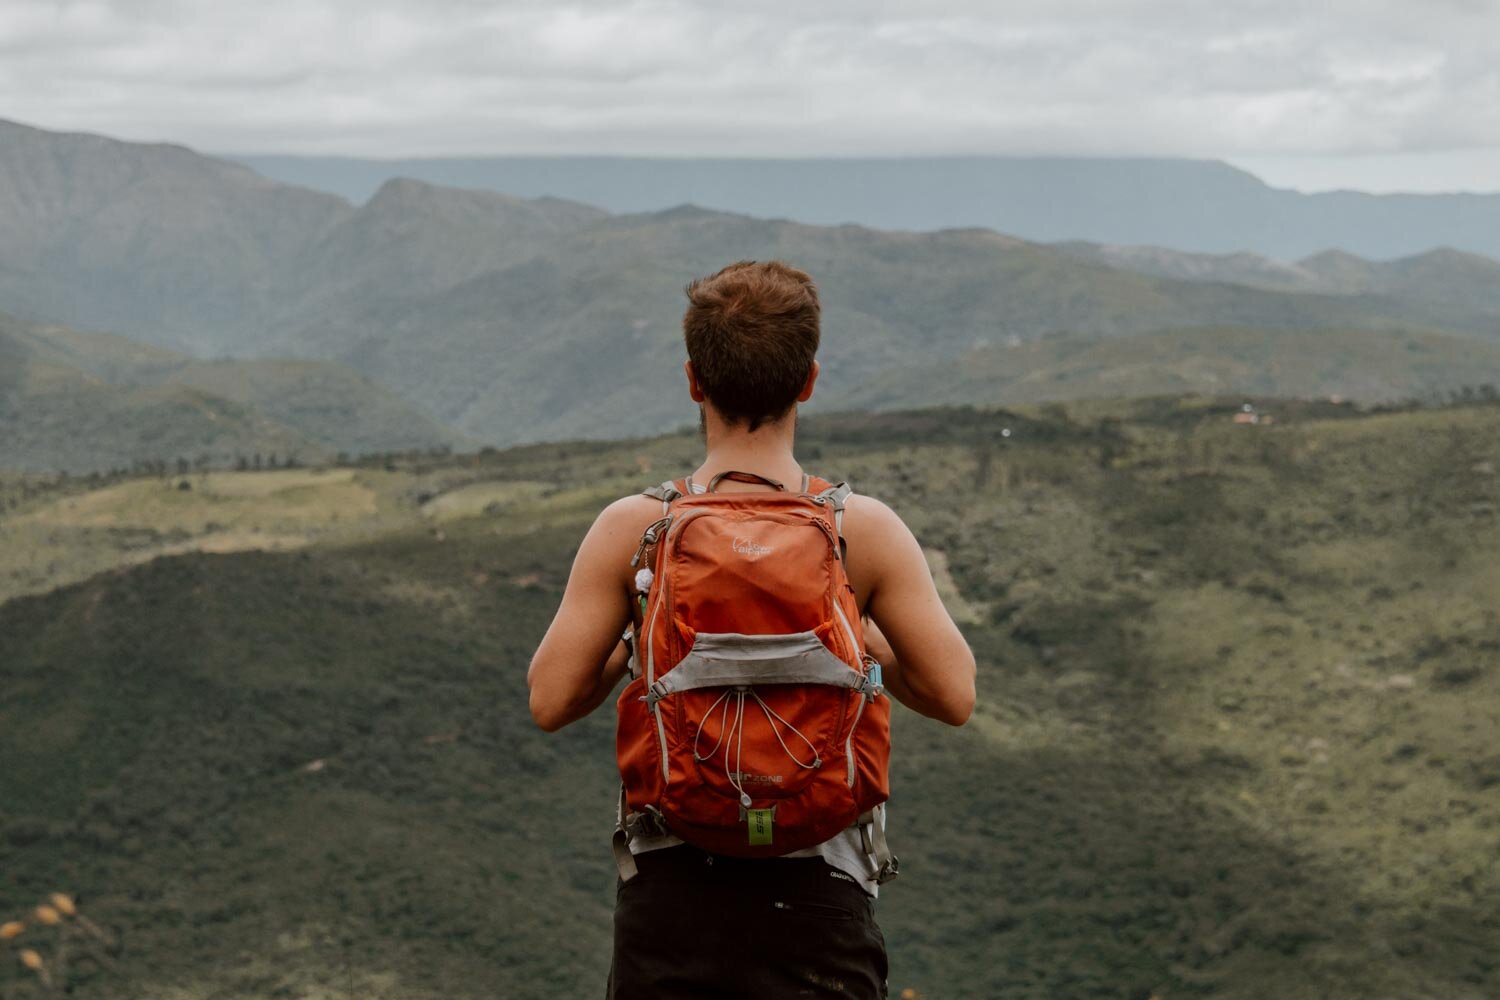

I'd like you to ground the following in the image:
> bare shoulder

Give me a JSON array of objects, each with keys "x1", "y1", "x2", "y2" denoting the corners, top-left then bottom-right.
[
  {"x1": 839, "y1": 491, "x2": 911, "y2": 543},
  {"x1": 599, "y1": 492, "x2": 667, "y2": 529},
  {"x1": 836, "y1": 490, "x2": 922, "y2": 604},
  {"x1": 572, "y1": 493, "x2": 667, "y2": 581},
  {"x1": 589, "y1": 493, "x2": 666, "y2": 552}
]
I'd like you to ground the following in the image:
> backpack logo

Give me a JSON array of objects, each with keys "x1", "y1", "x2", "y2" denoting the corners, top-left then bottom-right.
[{"x1": 732, "y1": 536, "x2": 774, "y2": 558}]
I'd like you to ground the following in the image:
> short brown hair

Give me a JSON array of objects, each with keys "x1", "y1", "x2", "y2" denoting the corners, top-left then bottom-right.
[{"x1": 682, "y1": 260, "x2": 821, "y2": 431}]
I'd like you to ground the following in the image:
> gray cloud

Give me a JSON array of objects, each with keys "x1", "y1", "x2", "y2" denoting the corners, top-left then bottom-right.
[{"x1": 1, "y1": 0, "x2": 1498, "y2": 176}]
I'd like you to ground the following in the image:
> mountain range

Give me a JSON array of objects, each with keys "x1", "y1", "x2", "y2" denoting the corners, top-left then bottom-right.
[
  {"x1": 233, "y1": 152, "x2": 1500, "y2": 261},
  {"x1": 4, "y1": 116, "x2": 1500, "y2": 467}
]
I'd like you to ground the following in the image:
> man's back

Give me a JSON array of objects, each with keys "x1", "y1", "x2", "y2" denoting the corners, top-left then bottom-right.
[
  {"x1": 531, "y1": 475, "x2": 974, "y2": 732},
  {"x1": 526, "y1": 260, "x2": 975, "y2": 999}
]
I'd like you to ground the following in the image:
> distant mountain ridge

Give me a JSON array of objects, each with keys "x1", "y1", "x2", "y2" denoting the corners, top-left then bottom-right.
[
  {"x1": 1054, "y1": 244, "x2": 1500, "y2": 330},
  {"x1": 286, "y1": 177, "x2": 608, "y2": 323},
  {"x1": 5, "y1": 117, "x2": 1500, "y2": 460},
  {"x1": 0, "y1": 118, "x2": 606, "y2": 353},
  {"x1": 0, "y1": 118, "x2": 349, "y2": 353},
  {"x1": 231, "y1": 152, "x2": 1500, "y2": 261}
]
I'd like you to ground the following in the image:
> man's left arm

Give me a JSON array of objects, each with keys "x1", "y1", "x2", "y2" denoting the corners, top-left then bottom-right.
[{"x1": 527, "y1": 499, "x2": 641, "y2": 732}]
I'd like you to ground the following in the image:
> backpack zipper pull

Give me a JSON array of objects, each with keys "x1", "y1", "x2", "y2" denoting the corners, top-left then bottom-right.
[{"x1": 631, "y1": 516, "x2": 672, "y2": 568}]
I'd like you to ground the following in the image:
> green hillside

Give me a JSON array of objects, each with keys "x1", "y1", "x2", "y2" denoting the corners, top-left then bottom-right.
[
  {"x1": 0, "y1": 118, "x2": 350, "y2": 355},
  {"x1": 1058, "y1": 242, "x2": 1500, "y2": 336},
  {"x1": 288, "y1": 211, "x2": 1460, "y2": 446},
  {"x1": 1300, "y1": 247, "x2": 1500, "y2": 328},
  {"x1": 285, "y1": 177, "x2": 609, "y2": 321},
  {"x1": 0, "y1": 313, "x2": 467, "y2": 473},
  {"x1": 2, "y1": 398, "x2": 1497, "y2": 999},
  {"x1": 124, "y1": 358, "x2": 468, "y2": 457},
  {"x1": 847, "y1": 326, "x2": 1500, "y2": 411},
  {"x1": 0, "y1": 354, "x2": 318, "y2": 477},
  {"x1": 1052, "y1": 242, "x2": 1328, "y2": 293}
]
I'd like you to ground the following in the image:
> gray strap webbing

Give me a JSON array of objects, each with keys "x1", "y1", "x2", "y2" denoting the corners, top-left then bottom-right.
[
  {"x1": 815, "y1": 481, "x2": 854, "y2": 508},
  {"x1": 613, "y1": 787, "x2": 671, "y2": 882},
  {"x1": 858, "y1": 805, "x2": 900, "y2": 884},
  {"x1": 612, "y1": 827, "x2": 640, "y2": 882},
  {"x1": 644, "y1": 631, "x2": 874, "y2": 708},
  {"x1": 813, "y1": 481, "x2": 854, "y2": 554},
  {"x1": 642, "y1": 480, "x2": 684, "y2": 514},
  {"x1": 613, "y1": 785, "x2": 640, "y2": 881}
]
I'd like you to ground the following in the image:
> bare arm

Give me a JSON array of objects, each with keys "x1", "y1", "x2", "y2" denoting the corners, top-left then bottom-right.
[
  {"x1": 854, "y1": 498, "x2": 976, "y2": 726},
  {"x1": 526, "y1": 499, "x2": 644, "y2": 732}
]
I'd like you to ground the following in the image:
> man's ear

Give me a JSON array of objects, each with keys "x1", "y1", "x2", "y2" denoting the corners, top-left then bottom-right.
[
  {"x1": 796, "y1": 361, "x2": 820, "y2": 403},
  {"x1": 684, "y1": 360, "x2": 706, "y2": 403}
]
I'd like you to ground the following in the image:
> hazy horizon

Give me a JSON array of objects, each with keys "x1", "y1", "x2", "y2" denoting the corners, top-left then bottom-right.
[
  {"x1": 4, "y1": 0, "x2": 1498, "y2": 196},
  {"x1": 209, "y1": 144, "x2": 1500, "y2": 199}
]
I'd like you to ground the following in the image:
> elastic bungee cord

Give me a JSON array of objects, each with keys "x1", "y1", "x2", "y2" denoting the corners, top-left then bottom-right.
[{"x1": 692, "y1": 686, "x2": 824, "y2": 808}]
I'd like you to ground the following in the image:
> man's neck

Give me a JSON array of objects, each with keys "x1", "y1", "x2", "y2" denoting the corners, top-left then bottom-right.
[{"x1": 693, "y1": 407, "x2": 804, "y2": 488}]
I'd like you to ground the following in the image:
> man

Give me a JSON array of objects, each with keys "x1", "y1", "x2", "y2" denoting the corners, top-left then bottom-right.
[{"x1": 528, "y1": 260, "x2": 976, "y2": 999}]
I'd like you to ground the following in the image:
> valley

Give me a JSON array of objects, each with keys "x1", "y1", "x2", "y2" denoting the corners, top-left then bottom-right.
[{"x1": 3, "y1": 397, "x2": 1497, "y2": 998}]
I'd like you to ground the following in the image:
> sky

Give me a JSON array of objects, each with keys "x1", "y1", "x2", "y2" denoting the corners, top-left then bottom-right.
[{"x1": 2, "y1": 0, "x2": 1499, "y2": 193}]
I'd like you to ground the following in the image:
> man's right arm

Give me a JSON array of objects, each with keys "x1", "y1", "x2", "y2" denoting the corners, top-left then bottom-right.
[
  {"x1": 526, "y1": 498, "x2": 644, "y2": 732},
  {"x1": 854, "y1": 497, "x2": 976, "y2": 726}
]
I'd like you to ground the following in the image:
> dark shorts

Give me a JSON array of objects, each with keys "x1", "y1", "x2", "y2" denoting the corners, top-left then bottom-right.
[{"x1": 607, "y1": 843, "x2": 889, "y2": 1000}]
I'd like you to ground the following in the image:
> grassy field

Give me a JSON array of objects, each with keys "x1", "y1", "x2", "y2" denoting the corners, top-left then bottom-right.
[{"x1": 1, "y1": 397, "x2": 1497, "y2": 999}]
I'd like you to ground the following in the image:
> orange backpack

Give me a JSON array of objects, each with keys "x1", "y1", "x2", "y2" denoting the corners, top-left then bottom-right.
[{"x1": 613, "y1": 471, "x2": 895, "y2": 880}]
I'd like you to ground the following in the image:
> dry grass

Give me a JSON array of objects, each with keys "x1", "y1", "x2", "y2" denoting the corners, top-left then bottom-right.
[
  {"x1": 419, "y1": 480, "x2": 551, "y2": 522},
  {"x1": 0, "y1": 469, "x2": 389, "y2": 604}
]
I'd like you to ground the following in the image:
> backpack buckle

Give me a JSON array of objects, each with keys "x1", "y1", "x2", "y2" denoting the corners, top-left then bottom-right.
[
  {"x1": 858, "y1": 658, "x2": 885, "y2": 701},
  {"x1": 623, "y1": 808, "x2": 666, "y2": 840},
  {"x1": 857, "y1": 806, "x2": 900, "y2": 885}
]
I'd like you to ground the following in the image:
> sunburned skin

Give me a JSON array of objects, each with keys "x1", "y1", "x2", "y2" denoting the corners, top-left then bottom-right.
[{"x1": 528, "y1": 359, "x2": 976, "y2": 734}]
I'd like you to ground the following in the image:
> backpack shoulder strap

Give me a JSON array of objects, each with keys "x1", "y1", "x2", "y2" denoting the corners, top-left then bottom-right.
[
  {"x1": 803, "y1": 474, "x2": 852, "y2": 501},
  {"x1": 804, "y1": 474, "x2": 854, "y2": 554},
  {"x1": 641, "y1": 478, "x2": 686, "y2": 514}
]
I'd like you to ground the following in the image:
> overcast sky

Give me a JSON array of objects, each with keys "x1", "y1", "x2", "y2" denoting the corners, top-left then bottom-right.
[{"x1": 3, "y1": 0, "x2": 1499, "y2": 192}]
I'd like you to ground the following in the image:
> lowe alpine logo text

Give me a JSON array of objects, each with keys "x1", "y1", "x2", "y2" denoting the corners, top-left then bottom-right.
[{"x1": 732, "y1": 537, "x2": 775, "y2": 558}]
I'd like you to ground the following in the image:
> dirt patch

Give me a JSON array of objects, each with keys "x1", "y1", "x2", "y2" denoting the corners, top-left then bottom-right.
[
  {"x1": 156, "y1": 532, "x2": 312, "y2": 556},
  {"x1": 197, "y1": 468, "x2": 359, "y2": 499},
  {"x1": 379, "y1": 578, "x2": 474, "y2": 622},
  {"x1": 420, "y1": 481, "x2": 552, "y2": 522}
]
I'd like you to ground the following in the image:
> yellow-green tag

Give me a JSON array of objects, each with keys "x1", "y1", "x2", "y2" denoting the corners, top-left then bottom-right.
[{"x1": 747, "y1": 808, "x2": 773, "y2": 846}]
